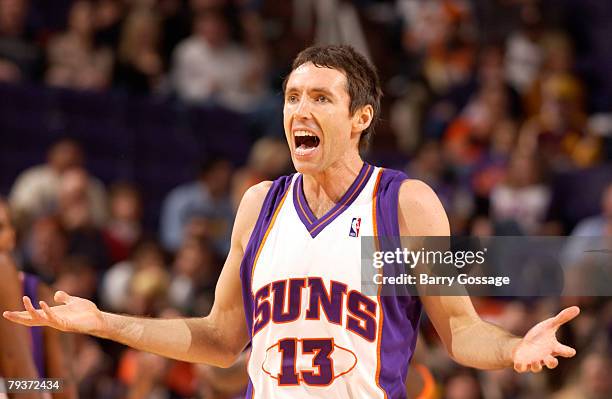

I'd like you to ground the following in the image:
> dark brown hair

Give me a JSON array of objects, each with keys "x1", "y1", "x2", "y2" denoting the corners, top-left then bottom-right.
[{"x1": 284, "y1": 45, "x2": 382, "y2": 150}]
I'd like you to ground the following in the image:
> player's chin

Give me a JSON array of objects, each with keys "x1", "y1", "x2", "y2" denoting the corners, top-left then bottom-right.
[
  {"x1": 293, "y1": 160, "x2": 320, "y2": 175},
  {"x1": 291, "y1": 148, "x2": 323, "y2": 173}
]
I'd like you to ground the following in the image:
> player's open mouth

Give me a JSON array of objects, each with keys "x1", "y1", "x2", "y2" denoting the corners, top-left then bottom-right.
[{"x1": 294, "y1": 130, "x2": 320, "y2": 156}]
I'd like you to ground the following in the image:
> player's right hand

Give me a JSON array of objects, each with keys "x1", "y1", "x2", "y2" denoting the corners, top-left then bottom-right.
[{"x1": 2, "y1": 290, "x2": 108, "y2": 337}]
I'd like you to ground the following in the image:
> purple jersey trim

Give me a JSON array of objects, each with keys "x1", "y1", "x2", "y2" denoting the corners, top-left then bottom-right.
[
  {"x1": 245, "y1": 379, "x2": 253, "y2": 399},
  {"x1": 375, "y1": 169, "x2": 422, "y2": 399},
  {"x1": 240, "y1": 175, "x2": 293, "y2": 339},
  {"x1": 23, "y1": 273, "x2": 45, "y2": 378},
  {"x1": 294, "y1": 163, "x2": 374, "y2": 238}
]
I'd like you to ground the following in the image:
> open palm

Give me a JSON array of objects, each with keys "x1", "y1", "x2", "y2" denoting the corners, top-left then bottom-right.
[
  {"x1": 513, "y1": 306, "x2": 579, "y2": 373},
  {"x1": 2, "y1": 291, "x2": 108, "y2": 337}
]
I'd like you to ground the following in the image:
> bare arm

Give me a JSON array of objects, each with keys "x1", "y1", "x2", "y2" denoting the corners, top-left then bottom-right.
[
  {"x1": 0, "y1": 255, "x2": 45, "y2": 399},
  {"x1": 3, "y1": 182, "x2": 272, "y2": 368},
  {"x1": 399, "y1": 180, "x2": 578, "y2": 372}
]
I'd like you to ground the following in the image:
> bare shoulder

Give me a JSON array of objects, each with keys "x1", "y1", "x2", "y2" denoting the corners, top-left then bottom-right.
[
  {"x1": 243, "y1": 180, "x2": 273, "y2": 201},
  {"x1": 398, "y1": 179, "x2": 450, "y2": 236},
  {"x1": 0, "y1": 255, "x2": 22, "y2": 306},
  {"x1": 238, "y1": 180, "x2": 273, "y2": 217},
  {"x1": 0, "y1": 254, "x2": 18, "y2": 288},
  {"x1": 233, "y1": 181, "x2": 273, "y2": 249}
]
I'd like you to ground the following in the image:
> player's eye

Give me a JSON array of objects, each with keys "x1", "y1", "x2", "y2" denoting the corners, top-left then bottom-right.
[
  {"x1": 316, "y1": 95, "x2": 328, "y2": 103},
  {"x1": 287, "y1": 94, "x2": 298, "y2": 103}
]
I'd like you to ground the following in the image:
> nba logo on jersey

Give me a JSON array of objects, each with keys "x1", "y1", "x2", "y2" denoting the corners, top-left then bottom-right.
[{"x1": 349, "y1": 217, "x2": 361, "y2": 237}]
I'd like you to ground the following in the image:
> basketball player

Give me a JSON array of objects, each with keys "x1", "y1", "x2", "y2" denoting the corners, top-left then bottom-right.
[
  {"x1": 1, "y1": 198, "x2": 51, "y2": 399},
  {"x1": 4, "y1": 45, "x2": 579, "y2": 398},
  {"x1": 0, "y1": 199, "x2": 78, "y2": 399}
]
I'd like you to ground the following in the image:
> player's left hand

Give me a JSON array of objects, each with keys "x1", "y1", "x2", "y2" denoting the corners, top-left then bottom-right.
[{"x1": 512, "y1": 306, "x2": 580, "y2": 373}]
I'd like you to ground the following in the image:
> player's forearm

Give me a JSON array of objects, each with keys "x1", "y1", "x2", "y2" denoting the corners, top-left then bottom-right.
[
  {"x1": 449, "y1": 318, "x2": 521, "y2": 370},
  {"x1": 99, "y1": 312, "x2": 237, "y2": 367}
]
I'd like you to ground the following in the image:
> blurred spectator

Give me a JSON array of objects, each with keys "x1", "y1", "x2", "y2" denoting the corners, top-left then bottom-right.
[
  {"x1": 518, "y1": 73, "x2": 601, "y2": 170},
  {"x1": 570, "y1": 182, "x2": 612, "y2": 237},
  {"x1": 231, "y1": 137, "x2": 291, "y2": 209},
  {"x1": 562, "y1": 182, "x2": 612, "y2": 268},
  {"x1": 416, "y1": 43, "x2": 521, "y2": 146},
  {"x1": 114, "y1": 7, "x2": 163, "y2": 95},
  {"x1": 443, "y1": 369, "x2": 483, "y2": 399},
  {"x1": 469, "y1": 119, "x2": 517, "y2": 206},
  {"x1": 93, "y1": 0, "x2": 125, "y2": 50},
  {"x1": 490, "y1": 151, "x2": 550, "y2": 234},
  {"x1": 189, "y1": 0, "x2": 228, "y2": 13},
  {"x1": 195, "y1": 351, "x2": 248, "y2": 399},
  {"x1": 406, "y1": 140, "x2": 474, "y2": 234},
  {"x1": 398, "y1": 0, "x2": 470, "y2": 53},
  {"x1": 57, "y1": 168, "x2": 99, "y2": 230},
  {"x1": 158, "y1": 0, "x2": 190, "y2": 66},
  {"x1": 125, "y1": 264, "x2": 170, "y2": 316},
  {"x1": 171, "y1": 8, "x2": 267, "y2": 112},
  {"x1": 504, "y1": 2, "x2": 544, "y2": 94},
  {"x1": 523, "y1": 32, "x2": 576, "y2": 117},
  {"x1": 406, "y1": 140, "x2": 448, "y2": 190},
  {"x1": 22, "y1": 216, "x2": 68, "y2": 283},
  {"x1": 72, "y1": 332, "x2": 117, "y2": 398},
  {"x1": 103, "y1": 182, "x2": 144, "y2": 263},
  {"x1": 303, "y1": 0, "x2": 371, "y2": 60},
  {"x1": 9, "y1": 138, "x2": 108, "y2": 231},
  {"x1": 45, "y1": 0, "x2": 113, "y2": 90},
  {"x1": 118, "y1": 307, "x2": 198, "y2": 399},
  {"x1": 101, "y1": 239, "x2": 165, "y2": 313},
  {"x1": 160, "y1": 157, "x2": 234, "y2": 255},
  {"x1": 54, "y1": 255, "x2": 98, "y2": 301},
  {"x1": 399, "y1": 0, "x2": 476, "y2": 95},
  {"x1": 56, "y1": 168, "x2": 111, "y2": 271},
  {"x1": 0, "y1": 0, "x2": 42, "y2": 82},
  {"x1": 553, "y1": 351, "x2": 612, "y2": 399},
  {"x1": 480, "y1": 368, "x2": 525, "y2": 399},
  {"x1": 443, "y1": 82, "x2": 512, "y2": 171},
  {"x1": 168, "y1": 237, "x2": 220, "y2": 316},
  {"x1": 118, "y1": 350, "x2": 169, "y2": 399}
]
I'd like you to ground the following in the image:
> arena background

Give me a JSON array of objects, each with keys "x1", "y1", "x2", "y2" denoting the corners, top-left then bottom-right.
[{"x1": 0, "y1": 0, "x2": 611, "y2": 398}]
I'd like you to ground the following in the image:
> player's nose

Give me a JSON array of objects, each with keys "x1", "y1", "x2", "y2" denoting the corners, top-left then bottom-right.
[{"x1": 293, "y1": 96, "x2": 312, "y2": 120}]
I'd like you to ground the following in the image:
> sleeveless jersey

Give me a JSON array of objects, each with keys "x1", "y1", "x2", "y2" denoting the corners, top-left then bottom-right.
[
  {"x1": 23, "y1": 273, "x2": 45, "y2": 378},
  {"x1": 240, "y1": 164, "x2": 422, "y2": 399}
]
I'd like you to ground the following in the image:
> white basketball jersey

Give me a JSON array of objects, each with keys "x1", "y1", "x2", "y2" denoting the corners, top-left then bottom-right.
[{"x1": 240, "y1": 163, "x2": 421, "y2": 399}]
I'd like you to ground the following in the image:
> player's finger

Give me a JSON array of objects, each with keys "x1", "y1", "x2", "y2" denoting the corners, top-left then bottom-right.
[
  {"x1": 39, "y1": 301, "x2": 64, "y2": 329},
  {"x1": 551, "y1": 306, "x2": 580, "y2": 329},
  {"x1": 54, "y1": 290, "x2": 73, "y2": 305},
  {"x1": 514, "y1": 362, "x2": 528, "y2": 373},
  {"x1": 23, "y1": 296, "x2": 46, "y2": 322},
  {"x1": 544, "y1": 355, "x2": 559, "y2": 369},
  {"x1": 554, "y1": 343, "x2": 576, "y2": 358},
  {"x1": 2, "y1": 310, "x2": 38, "y2": 326},
  {"x1": 530, "y1": 361, "x2": 542, "y2": 373}
]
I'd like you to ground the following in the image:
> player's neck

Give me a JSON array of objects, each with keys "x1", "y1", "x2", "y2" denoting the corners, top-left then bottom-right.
[{"x1": 302, "y1": 156, "x2": 364, "y2": 219}]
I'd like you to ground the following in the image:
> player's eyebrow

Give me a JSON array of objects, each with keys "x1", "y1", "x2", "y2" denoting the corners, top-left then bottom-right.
[
  {"x1": 285, "y1": 86, "x2": 337, "y2": 99},
  {"x1": 309, "y1": 87, "x2": 336, "y2": 98}
]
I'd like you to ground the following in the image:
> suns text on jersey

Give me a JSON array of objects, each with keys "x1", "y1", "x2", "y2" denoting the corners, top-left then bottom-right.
[{"x1": 252, "y1": 277, "x2": 377, "y2": 342}]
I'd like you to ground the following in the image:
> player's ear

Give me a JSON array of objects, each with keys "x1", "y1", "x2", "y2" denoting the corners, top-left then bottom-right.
[{"x1": 351, "y1": 104, "x2": 373, "y2": 134}]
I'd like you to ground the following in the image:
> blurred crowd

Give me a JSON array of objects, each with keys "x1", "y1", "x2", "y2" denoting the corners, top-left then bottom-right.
[{"x1": 1, "y1": 0, "x2": 612, "y2": 398}]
